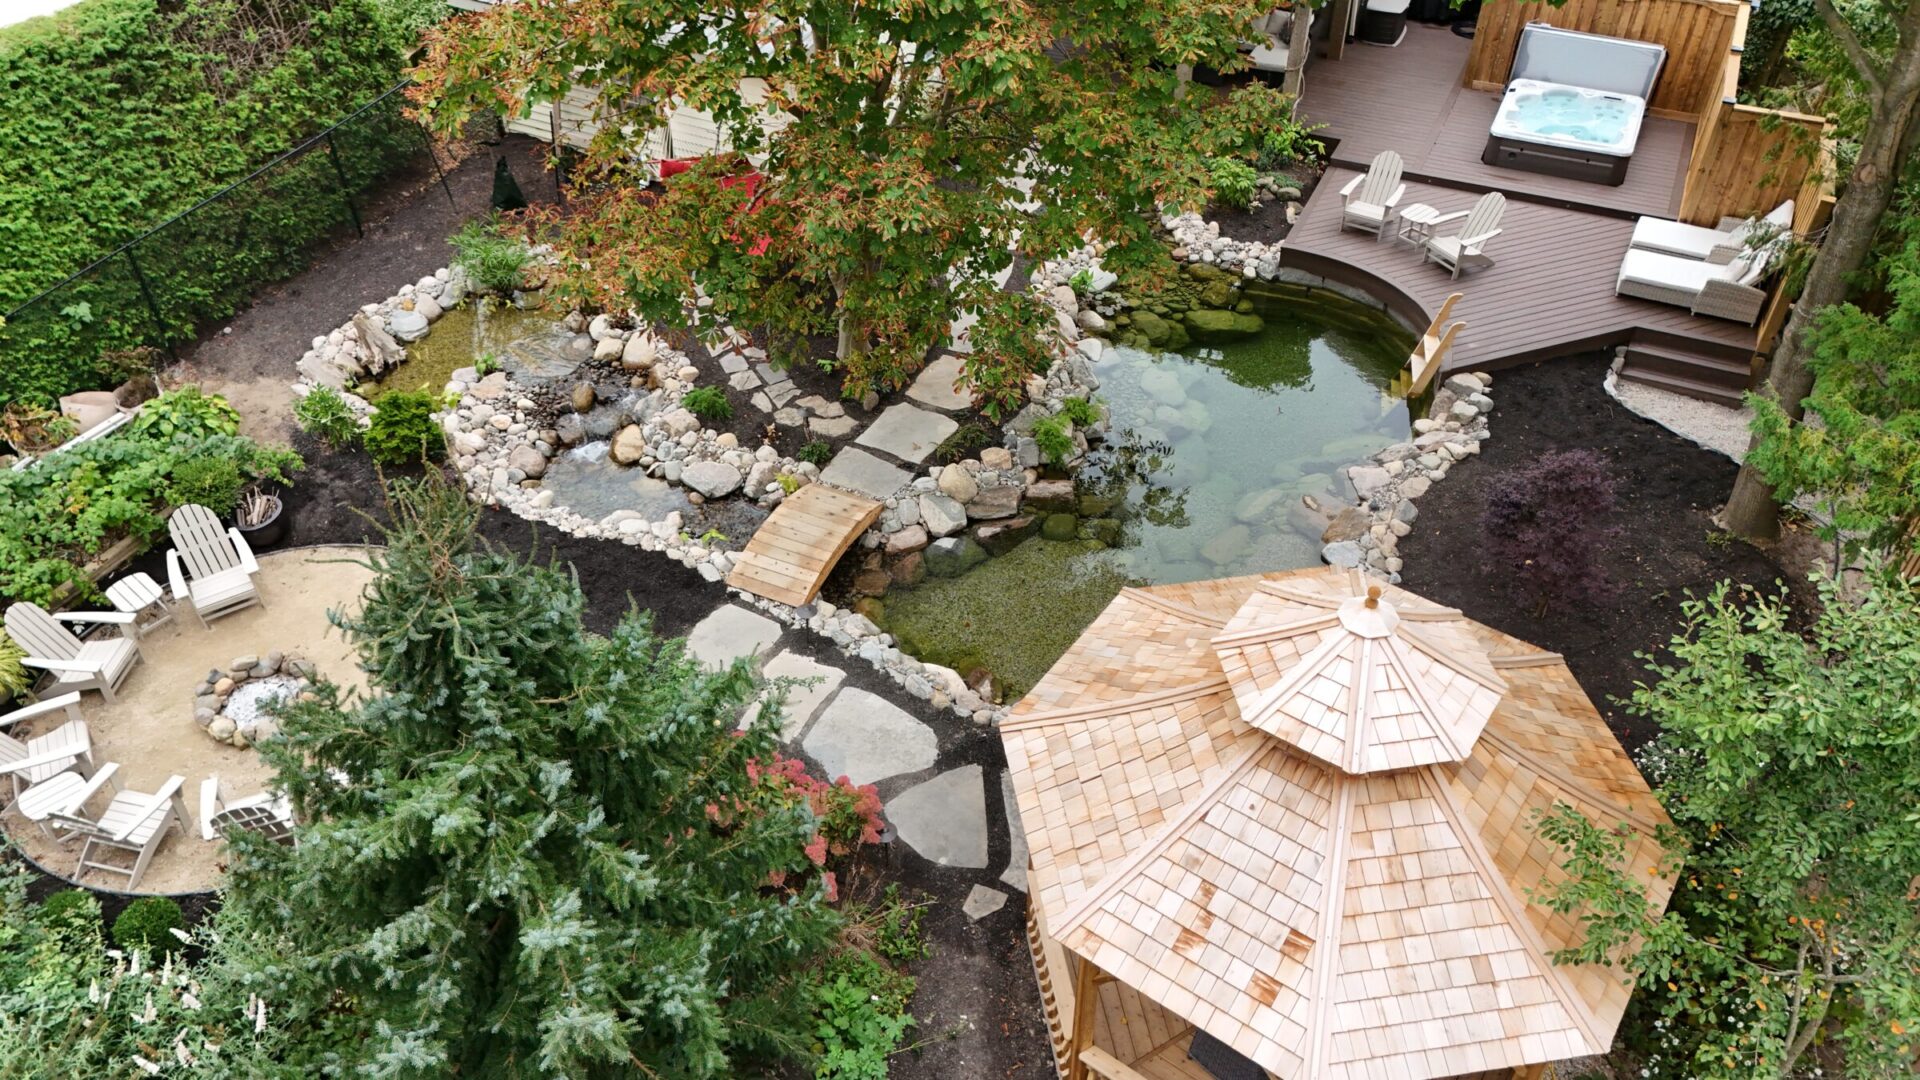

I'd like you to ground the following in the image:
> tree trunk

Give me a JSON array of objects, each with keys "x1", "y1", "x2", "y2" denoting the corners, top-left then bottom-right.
[
  {"x1": 1283, "y1": 2, "x2": 1315, "y2": 97},
  {"x1": 1724, "y1": 34, "x2": 1920, "y2": 538}
]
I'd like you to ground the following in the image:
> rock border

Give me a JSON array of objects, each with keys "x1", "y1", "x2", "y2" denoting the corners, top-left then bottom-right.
[{"x1": 190, "y1": 651, "x2": 314, "y2": 747}]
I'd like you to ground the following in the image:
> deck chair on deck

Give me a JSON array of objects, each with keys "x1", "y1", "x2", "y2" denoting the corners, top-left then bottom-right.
[
  {"x1": 165, "y1": 504, "x2": 263, "y2": 628},
  {"x1": 1422, "y1": 192, "x2": 1505, "y2": 279},
  {"x1": 42, "y1": 765, "x2": 189, "y2": 891},
  {"x1": 4, "y1": 602, "x2": 142, "y2": 702},
  {"x1": 1338, "y1": 150, "x2": 1406, "y2": 236},
  {"x1": 199, "y1": 775, "x2": 296, "y2": 845}
]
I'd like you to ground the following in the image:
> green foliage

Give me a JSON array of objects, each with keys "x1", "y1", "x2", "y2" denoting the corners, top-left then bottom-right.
[
  {"x1": 0, "y1": 0, "x2": 428, "y2": 407},
  {"x1": 473, "y1": 352, "x2": 503, "y2": 377},
  {"x1": 681, "y1": 385, "x2": 734, "y2": 422},
  {"x1": 449, "y1": 215, "x2": 532, "y2": 294},
  {"x1": 166, "y1": 456, "x2": 250, "y2": 516},
  {"x1": 1067, "y1": 269, "x2": 1095, "y2": 295},
  {"x1": 127, "y1": 386, "x2": 241, "y2": 441},
  {"x1": 1198, "y1": 82, "x2": 1323, "y2": 171},
  {"x1": 221, "y1": 478, "x2": 844, "y2": 1075},
  {"x1": 1748, "y1": 219, "x2": 1920, "y2": 558},
  {"x1": 0, "y1": 425, "x2": 302, "y2": 606},
  {"x1": 34, "y1": 889, "x2": 94, "y2": 928},
  {"x1": 871, "y1": 885, "x2": 929, "y2": 965},
  {"x1": 109, "y1": 897, "x2": 183, "y2": 954},
  {"x1": 933, "y1": 423, "x2": 992, "y2": 464},
  {"x1": 1531, "y1": 572, "x2": 1920, "y2": 1078},
  {"x1": 1031, "y1": 414, "x2": 1074, "y2": 465},
  {"x1": 0, "y1": 632, "x2": 29, "y2": 702},
  {"x1": 1058, "y1": 396, "x2": 1101, "y2": 427},
  {"x1": 363, "y1": 389, "x2": 445, "y2": 465},
  {"x1": 797, "y1": 440, "x2": 835, "y2": 467},
  {"x1": 812, "y1": 975, "x2": 914, "y2": 1080},
  {"x1": 293, "y1": 384, "x2": 362, "y2": 449},
  {"x1": 776, "y1": 472, "x2": 803, "y2": 495},
  {"x1": 1205, "y1": 157, "x2": 1260, "y2": 211}
]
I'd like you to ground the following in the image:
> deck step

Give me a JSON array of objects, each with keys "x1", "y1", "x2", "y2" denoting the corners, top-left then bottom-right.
[
  {"x1": 1615, "y1": 364, "x2": 1749, "y2": 407},
  {"x1": 1623, "y1": 341, "x2": 1754, "y2": 382}
]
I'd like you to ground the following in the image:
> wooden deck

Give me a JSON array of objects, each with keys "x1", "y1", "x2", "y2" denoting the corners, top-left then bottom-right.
[
  {"x1": 724, "y1": 483, "x2": 882, "y2": 607},
  {"x1": 1297, "y1": 25, "x2": 1692, "y2": 219},
  {"x1": 1283, "y1": 166, "x2": 1758, "y2": 375}
]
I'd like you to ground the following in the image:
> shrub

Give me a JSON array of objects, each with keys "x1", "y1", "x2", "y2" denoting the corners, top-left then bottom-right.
[
  {"x1": 797, "y1": 441, "x2": 834, "y2": 467},
  {"x1": 129, "y1": 387, "x2": 241, "y2": 442},
  {"x1": 166, "y1": 455, "x2": 249, "y2": 515},
  {"x1": 812, "y1": 974, "x2": 914, "y2": 1080},
  {"x1": 1031, "y1": 414, "x2": 1074, "y2": 465},
  {"x1": 473, "y1": 352, "x2": 503, "y2": 377},
  {"x1": 34, "y1": 888, "x2": 96, "y2": 930},
  {"x1": 363, "y1": 390, "x2": 446, "y2": 466},
  {"x1": 110, "y1": 897, "x2": 183, "y2": 954},
  {"x1": 450, "y1": 215, "x2": 531, "y2": 295},
  {"x1": 1058, "y1": 396, "x2": 1101, "y2": 427},
  {"x1": 932, "y1": 423, "x2": 991, "y2": 464},
  {"x1": 294, "y1": 385, "x2": 361, "y2": 449},
  {"x1": 1481, "y1": 449, "x2": 1619, "y2": 610},
  {"x1": 0, "y1": 632, "x2": 29, "y2": 702},
  {"x1": 680, "y1": 385, "x2": 733, "y2": 422},
  {"x1": 1198, "y1": 82, "x2": 1323, "y2": 170},
  {"x1": 0, "y1": 0, "x2": 424, "y2": 407},
  {"x1": 1206, "y1": 157, "x2": 1259, "y2": 211}
]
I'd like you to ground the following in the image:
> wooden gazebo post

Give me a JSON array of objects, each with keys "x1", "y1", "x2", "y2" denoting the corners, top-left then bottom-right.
[{"x1": 1065, "y1": 954, "x2": 1102, "y2": 1080}]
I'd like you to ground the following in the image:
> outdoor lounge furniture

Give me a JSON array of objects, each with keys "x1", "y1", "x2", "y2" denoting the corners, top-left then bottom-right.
[
  {"x1": 1421, "y1": 191, "x2": 1505, "y2": 278},
  {"x1": 1245, "y1": 8, "x2": 1314, "y2": 75},
  {"x1": 165, "y1": 503, "x2": 263, "y2": 628},
  {"x1": 1630, "y1": 198, "x2": 1795, "y2": 263},
  {"x1": 1338, "y1": 149, "x2": 1406, "y2": 235},
  {"x1": 199, "y1": 775, "x2": 296, "y2": 844},
  {"x1": 0, "y1": 692, "x2": 93, "y2": 802},
  {"x1": 1616, "y1": 246, "x2": 1775, "y2": 324},
  {"x1": 42, "y1": 764, "x2": 189, "y2": 891},
  {"x1": 4, "y1": 602, "x2": 142, "y2": 702}
]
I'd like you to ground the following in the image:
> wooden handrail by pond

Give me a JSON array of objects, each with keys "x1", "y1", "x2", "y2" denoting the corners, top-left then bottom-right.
[{"x1": 1403, "y1": 291, "x2": 1464, "y2": 396}]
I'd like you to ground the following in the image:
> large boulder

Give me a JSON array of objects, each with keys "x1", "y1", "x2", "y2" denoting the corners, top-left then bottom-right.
[
  {"x1": 1320, "y1": 506, "x2": 1370, "y2": 544},
  {"x1": 974, "y1": 515, "x2": 1036, "y2": 556},
  {"x1": 1129, "y1": 309, "x2": 1174, "y2": 347},
  {"x1": 964, "y1": 482, "x2": 1022, "y2": 521},
  {"x1": 1182, "y1": 309, "x2": 1264, "y2": 343},
  {"x1": 924, "y1": 536, "x2": 990, "y2": 578},
  {"x1": 609, "y1": 424, "x2": 649, "y2": 465},
  {"x1": 1139, "y1": 366, "x2": 1186, "y2": 408},
  {"x1": 919, "y1": 493, "x2": 968, "y2": 537},
  {"x1": 1023, "y1": 478, "x2": 1077, "y2": 513},
  {"x1": 622, "y1": 334, "x2": 658, "y2": 371},
  {"x1": 508, "y1": 444, "x2": 549, "y2": 480},
  {"x1": 387, "y1": 308, "x2": 430, "y2": 342},
  {"x1": 682, "y1": 460, "x2": 743, "y2": 499},
  {"x1": 937, "y1": 464, "x2": 979, "y2": 505}
]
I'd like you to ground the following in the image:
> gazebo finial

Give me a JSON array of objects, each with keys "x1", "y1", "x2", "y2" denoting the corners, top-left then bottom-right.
[{"x1": 1364, "y1": 584, "x2": 1382, "y2": 608}]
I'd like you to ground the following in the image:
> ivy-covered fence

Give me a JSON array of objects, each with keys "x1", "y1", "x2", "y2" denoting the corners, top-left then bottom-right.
[{"x1": 0, "y1": 0, "x2": 439, "y2": 408}]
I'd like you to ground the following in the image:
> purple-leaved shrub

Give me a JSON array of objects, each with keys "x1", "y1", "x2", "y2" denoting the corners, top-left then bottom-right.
[{"x1": 1481, "y1": 449, "x2": 1619, "y2": 611}]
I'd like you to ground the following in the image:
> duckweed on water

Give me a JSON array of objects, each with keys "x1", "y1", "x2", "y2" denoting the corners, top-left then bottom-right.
[{"x1": 369, "y1": 300, "x2": 586, "y2": 394}]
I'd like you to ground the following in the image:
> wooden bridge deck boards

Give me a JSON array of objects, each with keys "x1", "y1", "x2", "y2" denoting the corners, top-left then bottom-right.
[{"x1": 725, "y1": 483, "x2": 884, "y2": 608}]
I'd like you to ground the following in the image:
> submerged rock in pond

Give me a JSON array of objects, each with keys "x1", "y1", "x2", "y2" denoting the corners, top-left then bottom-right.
[
  {"x1": 974, "y1": 516, "x2": 1037, "y2": 556},
  {"x1": 925, "y1": 536, "x2": 990, "y2": 577},
  {"x1": 1200, "y1": 524, "x2": 1252, "y2": 566},
  {"x1": 1041, "y1": 513, "x2": 1079, "y2": 542},
  {"x1": 1139, "y1": 366, "x2": 1187, "y2": 408},
  {"x1": 1182, "y1": 308, "x2": 1264, "y2": 342}
]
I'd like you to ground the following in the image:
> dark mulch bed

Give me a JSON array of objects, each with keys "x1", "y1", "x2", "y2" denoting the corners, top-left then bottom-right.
[
  {"x1": 1396, "y1": 353, "x2": 1789, "y2": 749},
  {"x1": 1203, "y1": 158, "x2": 1323, "y2": 246}
]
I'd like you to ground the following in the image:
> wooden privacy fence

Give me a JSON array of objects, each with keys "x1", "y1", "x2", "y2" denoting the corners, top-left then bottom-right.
[{"x1": 1464, "y1": 0, "x2": 1745, "y2": 119}]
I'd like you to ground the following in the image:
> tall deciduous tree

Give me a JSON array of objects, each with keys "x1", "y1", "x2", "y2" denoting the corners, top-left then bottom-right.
[
  {"x1": 410, "y1": 0, "x2": 1271, "y2": 414},
  {"x1": 1533, "y1": 573, "x2": 1920, "y2": 1078},
  {"x1": 225, "y1": 480, "x2": 839, "y2": 1078},
  {"x1": 1725, "y1": 0, "x2": 1920, "y2": 539}
]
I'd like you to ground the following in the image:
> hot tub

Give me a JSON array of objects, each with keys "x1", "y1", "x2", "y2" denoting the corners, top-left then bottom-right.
[{"x1": 1480, "y1": 23, "x2": 1665, "y2": 186}]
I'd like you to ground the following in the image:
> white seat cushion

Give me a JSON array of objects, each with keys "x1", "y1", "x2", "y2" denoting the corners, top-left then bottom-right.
[
  {"x1": 1617, "y1": 249, "x2": 1725, "y2": 293},
  {"x1": 1629, "y1": 217, "x2": 1735, "y2": 260}
]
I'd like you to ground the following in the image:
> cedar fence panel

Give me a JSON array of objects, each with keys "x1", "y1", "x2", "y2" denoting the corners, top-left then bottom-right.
[
  {"x1": 1464, "y1": 0, "x2": 1743, "y2": 119},
  {"x1": 1679, "y1": 104, "x2": 1829, "y2": 225}
]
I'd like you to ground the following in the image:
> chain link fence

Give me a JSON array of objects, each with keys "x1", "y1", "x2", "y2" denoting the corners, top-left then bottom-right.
[{"x1": 0, "y1": 80, "x2": 452, "y2": 406}]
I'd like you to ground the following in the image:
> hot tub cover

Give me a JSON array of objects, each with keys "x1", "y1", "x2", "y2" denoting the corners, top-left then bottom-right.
[{"x1": 1002, "y1": 567, "x2": 1678, "y2": 1079}]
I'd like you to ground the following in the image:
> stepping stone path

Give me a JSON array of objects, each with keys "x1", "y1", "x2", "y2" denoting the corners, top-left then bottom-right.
[
  {"x1": 820, "y1": 447, "x2": 912, "y2": 500},
  {"x1": 856, "y1": 403, "x2": 958, "y2": 464},
  {"x1": 962, "y1": 884, "x2": 1008, "y2": 921},
  {"x1": 747, "y1": 649, "x2": 846, "y2": 740},
  {"x1": 802, "y1": 688, "x2": 938, "y2": 784},
  {"x1": 906, "y1": 353, "x2": 974, "y2": 412},
  {"x1": 887, "y1": 764, "x2": 990, "y2": 868},
  {"x1": 685, "y1": 605, "x2": 781, "y2": 668}
]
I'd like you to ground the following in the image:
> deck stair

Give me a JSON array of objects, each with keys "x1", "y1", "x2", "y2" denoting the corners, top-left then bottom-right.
[{"x1": 1614, "y1": 336, "x2": 1755, "y2": 407}]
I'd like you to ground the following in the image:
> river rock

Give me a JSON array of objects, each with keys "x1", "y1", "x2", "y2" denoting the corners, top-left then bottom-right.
[
  {"x1": 682, "y1": 460, "x2": 742, "y2": 499},
  {"x1": 920, "y1": 493, "x2": 968, "y2": 537},
  {"x1": 964, "y1": 482, "x2": 1022, "y2": 520},
  {"x1": 1041, "y1": 513, "x2": 1079, "y2": 541},
  {"x1": 570, "y1": 383, "x2": 595, "y2": 414},
  {"x1": 508, "y1": 445, "x2": 548, "y2": 480},
  {"x1": 937, "y1": 465, "x2": 979, "y2": 505},
  {"x1": 593, "y1": 336, "x2": 625, "y2": 362},
  {"x1": 979, "y1": 447, "x2": 1014, "y2": 471},
  {"x1": 388, "y1": 308, "x2": 430, "y2": 342},
  {"x1": 1347, "y1": 465, "x2": 1392, "y2": 499},
  {"x1": 1139, "y1": 366, "x2": 1186, "y2": 408},
  {"x1": 415, "y1": 295, "x2": 443, "y2": 323},
  {"x1": 1320, "y1": 506, "x2": 1370, "y2": 544},
  {"x1": 925, "y1": 536, "x2": 990, "y2": 577},
  {"x1": 622, "y1": 335, "x2": 658, "y2": 370},
  {"x1": 1321, "y1": 540, "x2": 1364, "y2": 568},
  {"x1": 609, "y1": 424, "x2": 648, "y2": 465},
  {"x1": 885, "y1": 524, "x2": 930, "y2": 554},
  {"x1": 1023, "y1": 478, "x2": 1077, "y2": 513}
]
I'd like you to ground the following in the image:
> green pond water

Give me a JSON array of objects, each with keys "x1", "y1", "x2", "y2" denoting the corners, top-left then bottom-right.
[
  {"x1": 369, "y1": 299, "x2": 589, "y2": 396},
  {"x1": 875, "y1": 288, "x2": 1416, "y2": 699}
]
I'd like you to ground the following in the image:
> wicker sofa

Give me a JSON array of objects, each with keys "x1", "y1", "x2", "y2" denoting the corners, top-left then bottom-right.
[{"x1": 1615, "y1": 246, "x2": 1774, "y2": 324}]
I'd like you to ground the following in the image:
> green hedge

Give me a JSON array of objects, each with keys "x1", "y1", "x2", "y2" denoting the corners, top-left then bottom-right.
[{"x1": 0, "y1": 0, "x2": 430, "y2": 407}]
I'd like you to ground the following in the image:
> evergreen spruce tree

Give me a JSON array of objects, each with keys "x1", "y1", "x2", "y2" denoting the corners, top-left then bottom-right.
[{"x1": 225, "y1": 479, "x2": 838, "y2": 1078}]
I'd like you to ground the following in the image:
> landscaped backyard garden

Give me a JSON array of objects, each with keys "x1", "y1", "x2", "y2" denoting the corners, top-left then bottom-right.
[{"x1": 4, "y1": 0, "x2": 1920, "y2": 1077}]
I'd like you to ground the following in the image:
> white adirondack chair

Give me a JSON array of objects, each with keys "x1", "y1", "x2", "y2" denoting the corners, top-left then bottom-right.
[
  {"x1": 1338, "y1": 150, "x2": 1407, "y2": 235},
  {"x1": 42, "y1": 764, "x2": 189, "y2": 891},
  {"x1": 165, "y1": 504, "x2": 263, "y2": 628},
  {"x1": 200, "y1": 775, "x2": 296, "y2": 844},
  {"x1": 4, "y1": 603, "x2": 142, "y2": 702},
  {"x1": 0, "y1": 692, "x2": 94, "y2": 802},
  {"x1": 1422, "y1": 192, "x2": 1506, "y2": 279}
]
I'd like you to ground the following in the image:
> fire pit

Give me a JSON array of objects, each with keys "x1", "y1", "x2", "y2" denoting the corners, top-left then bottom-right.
[{"x1": 190, "y1": 651, "x2": 315, "y2": 747}]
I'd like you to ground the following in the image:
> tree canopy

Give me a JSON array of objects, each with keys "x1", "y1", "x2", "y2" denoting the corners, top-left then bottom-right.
[
  {"x1": 1534, "y1": 572, "x2": 1920, "y2": 1077},
  {"x1": 411, "y1": 0, "x2": 1278, "y2": 414}
]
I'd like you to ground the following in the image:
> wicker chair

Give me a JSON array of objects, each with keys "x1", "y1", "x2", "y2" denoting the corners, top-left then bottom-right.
[{"x1": 1615, "y1": 247, "x2": 1774, "y2": 324}]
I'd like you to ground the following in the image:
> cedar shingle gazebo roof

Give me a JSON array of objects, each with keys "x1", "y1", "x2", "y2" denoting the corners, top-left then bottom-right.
[{"x1": 1003, "y1": 568, "x2": 1677, "y2": 1080}]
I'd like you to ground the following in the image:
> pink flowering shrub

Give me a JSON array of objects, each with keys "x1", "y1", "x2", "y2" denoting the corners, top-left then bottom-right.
[{"x1": 731, "y1": 751, "x2": 888, "y2": 902}]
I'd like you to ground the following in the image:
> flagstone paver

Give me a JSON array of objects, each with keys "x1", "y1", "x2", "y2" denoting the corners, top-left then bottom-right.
[
  {"x1": 856, "y1": 404, "x2": 958, "y2": 464},
  {"x1": 1000, "y1": 772, "x2": 1029, "y2": 892},
  {"x1": 906, "y1": 353, "x2": 974, "y2": 412},
  {"x1": 819, "y1": 447, "x2": 913, "y2": 500},
  {"x1": 887, "y1": 764, "x2": 989, "y2": 868},
  {"x1": 747, "y1": 649, "x2": 846, "y2": 741},
  {"x1": 962, "y1": 884, "x2": 1008, "y2": 921},
  {"x1": 802, "y1": 687, "x2": 938, "y2": 784},
  {"x1": 685, "y1": 604, "x2": 781, "y2": 668}
]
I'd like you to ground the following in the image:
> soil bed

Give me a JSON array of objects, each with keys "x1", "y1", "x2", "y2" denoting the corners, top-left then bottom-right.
[
  {"x1": 1202, "y1": 158, "x2": 1322, "y2": 245},
  {"x1": 1396, "y1": 353, "x2": 1791, "y2": 748}
]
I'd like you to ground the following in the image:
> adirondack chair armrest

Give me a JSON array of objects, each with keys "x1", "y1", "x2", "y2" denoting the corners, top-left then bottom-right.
[
  {"x1": 1338, "y1": 173, "x2": 1363, "y2": 199},
  {"x1": 1428, "y1": 207, "x2": 1472, "y2": 226},
  {"x1": 166, "y1": 548, "x2": 190, "y2": 601},
  {"x1": 53, "y1": 610, "x2": 135, "y2": 626},
  {"x1": 20, "y1": 656, "x2": 101, "y2": 675},
  {"x1": 1461, "y1": 227, "x2": 1503, "y2": 252},
  {"x1": 1382, "y1": 183, "x2": 1406, "y2": 210},
  {"x1": 200, "y1": 777, "x2": 222, "y2": 841},
  {"x1": 227, "y1": 528, "x2": 260, "y2": 576},
  {"x1": 0, "y1": 692, "x2": 83, "y2": 731},
  {"x1": 55, "y1": 762, "x2": 119, "y2": 817},
  {"x1": 111, "y1": 775, "x2": 186, "y2": 843},
  {"x1": 0, "y1": 745, "x2": 90, "y2": 777}
]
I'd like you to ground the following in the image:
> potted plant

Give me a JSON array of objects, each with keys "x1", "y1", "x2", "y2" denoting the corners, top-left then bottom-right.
[{"x1": 234, "y1": 485, "x2": 289, "y2": 549}]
